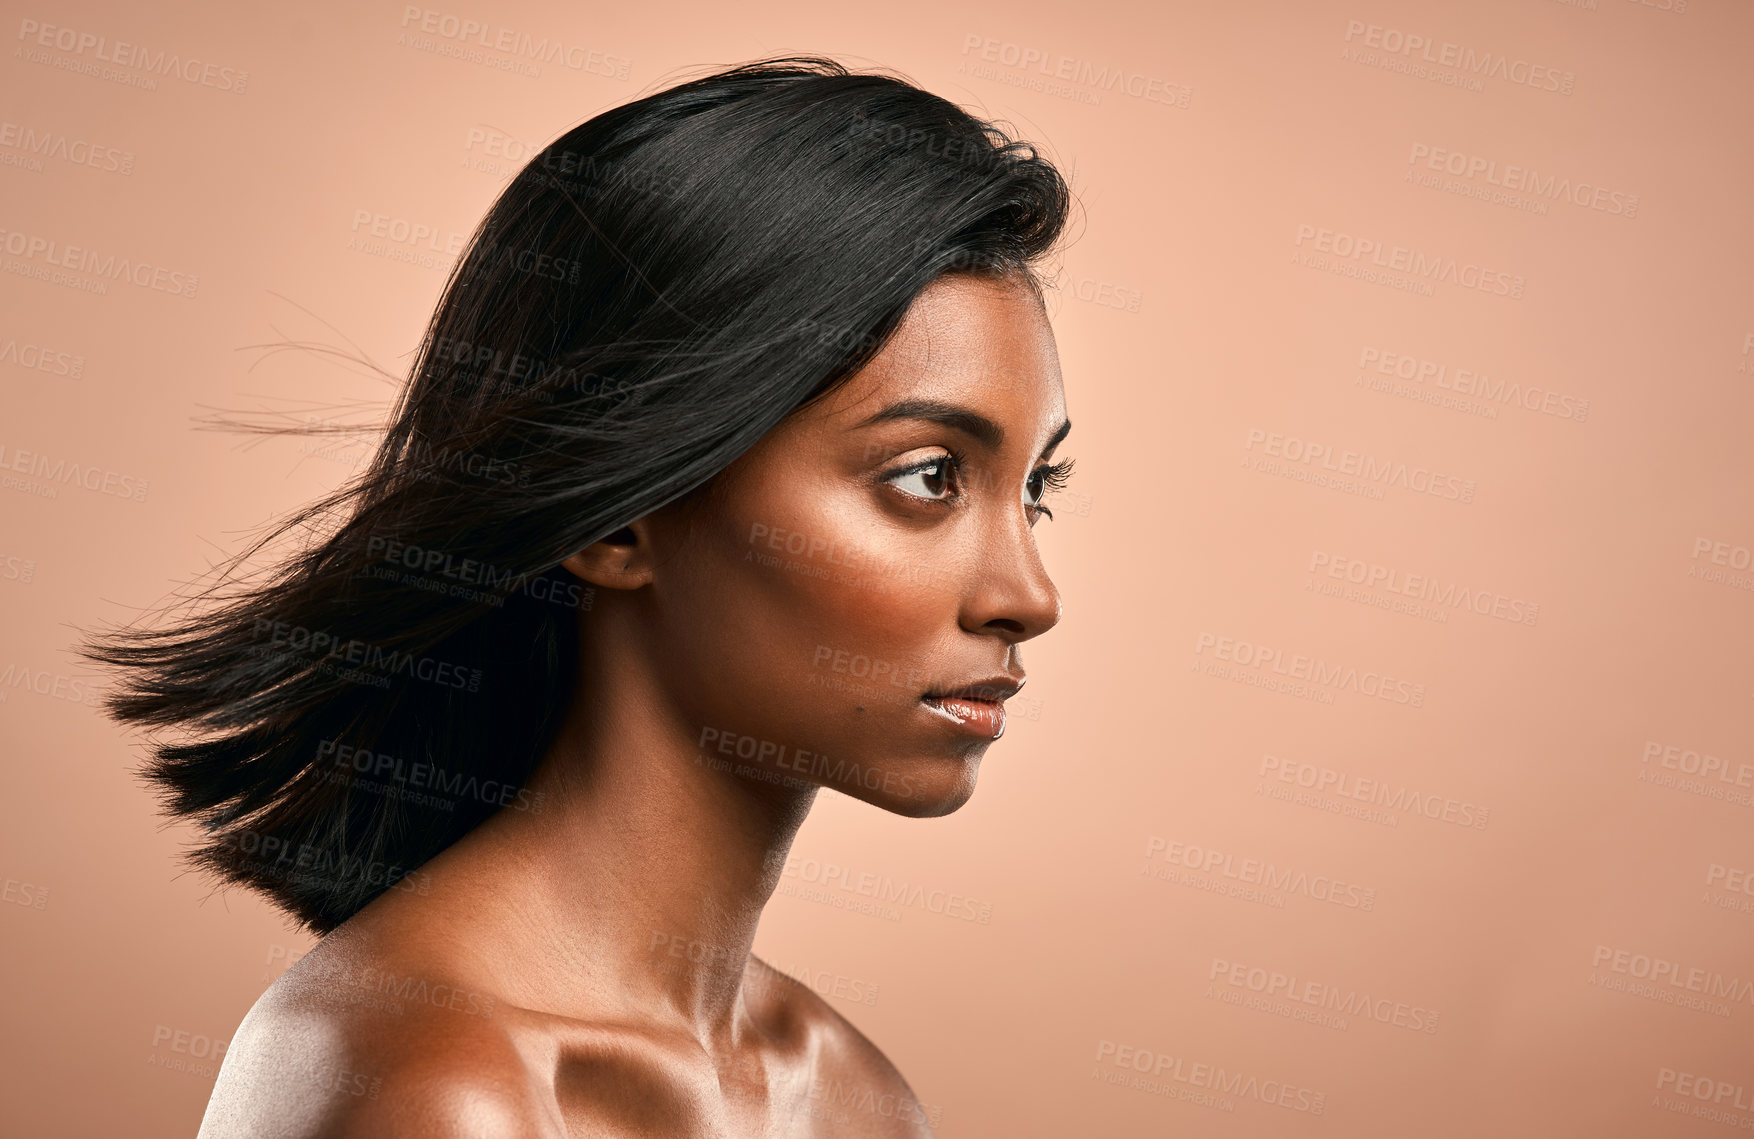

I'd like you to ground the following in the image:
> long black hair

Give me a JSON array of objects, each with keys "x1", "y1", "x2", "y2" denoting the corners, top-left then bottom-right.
[{"x1": 83, "y1": 56, "x2": 1072, "y2": 934}]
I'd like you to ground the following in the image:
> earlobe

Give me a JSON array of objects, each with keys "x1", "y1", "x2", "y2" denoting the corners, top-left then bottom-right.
[{"x1": 560, "y1": 523, "x2": 655, "y2": 590}]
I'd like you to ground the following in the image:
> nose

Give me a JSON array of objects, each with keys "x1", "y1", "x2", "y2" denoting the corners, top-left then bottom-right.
[{"x1": 959, "y1": 514, "x2": 1062, "y2": 645}]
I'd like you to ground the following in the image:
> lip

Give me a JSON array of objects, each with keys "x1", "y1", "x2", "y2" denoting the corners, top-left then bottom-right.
[
  {"x1": 920, "y1": 675, "x2": 1024, "y2": 740},
  {"x1": 925, "y1": 676, "x2": 1025, "y2": 703}
]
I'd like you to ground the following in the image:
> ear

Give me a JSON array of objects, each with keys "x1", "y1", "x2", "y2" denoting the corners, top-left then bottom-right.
[{"x1": 560, "y1": 517, "x2": 660, "y2": 590}]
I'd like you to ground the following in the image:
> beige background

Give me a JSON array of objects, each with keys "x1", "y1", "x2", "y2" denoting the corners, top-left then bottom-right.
[{"x1": 4, "y1": 1, "x2": 1752, "y2": 1135}]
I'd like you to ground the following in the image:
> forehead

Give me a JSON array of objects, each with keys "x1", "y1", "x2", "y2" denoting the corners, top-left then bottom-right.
[{"x1": 817, "y1": 273, "x2": 1065, "y2": 444}]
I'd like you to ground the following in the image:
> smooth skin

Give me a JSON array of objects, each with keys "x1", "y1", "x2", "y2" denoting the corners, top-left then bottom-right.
[{"x1": 198, "y1": 270, "x2": 1070, "y2": 1138}]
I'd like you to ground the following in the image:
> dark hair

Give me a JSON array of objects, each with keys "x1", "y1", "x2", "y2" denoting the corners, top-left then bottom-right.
[{"x1": 84, "y1": 56, "x2": 1071, "y2": 934}]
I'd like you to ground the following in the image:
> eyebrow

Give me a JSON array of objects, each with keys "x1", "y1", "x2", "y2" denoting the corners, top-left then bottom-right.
[{"x1": 855, "y1": 398, "x2": 1072, "y2": 456}]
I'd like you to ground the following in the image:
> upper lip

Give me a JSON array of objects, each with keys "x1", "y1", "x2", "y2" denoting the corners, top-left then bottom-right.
[{"x1": 924, "y1": 675, "x2": 1026, "y2": 703}]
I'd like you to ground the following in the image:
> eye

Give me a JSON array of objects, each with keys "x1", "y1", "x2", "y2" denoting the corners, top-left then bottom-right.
[
  {"x1": 1024, "y1": 457, "x2": 1076, "y2": 521},
  {"x1": 884, "y1": 452, "x2": 961, "y2": 503}
]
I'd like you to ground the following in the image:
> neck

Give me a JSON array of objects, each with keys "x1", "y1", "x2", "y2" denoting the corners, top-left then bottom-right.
[{"x1": 391, "y1": 600, "x2": 817, "y2": 1047}]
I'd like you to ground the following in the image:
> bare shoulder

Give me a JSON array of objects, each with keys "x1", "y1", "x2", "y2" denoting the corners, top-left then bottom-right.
[
  {"x1": 204, "y1": 939, "x2": 735, "y2": 1138},
  {"x1": 745, "y1": 955, "x2": 938, "y2": 1138},
  {"x1": 198, "y1": 942, "x2": 564, "y2": 1139},
  {"x1": 199, "y1": 941, "x2": 934, "y2": 1138}
]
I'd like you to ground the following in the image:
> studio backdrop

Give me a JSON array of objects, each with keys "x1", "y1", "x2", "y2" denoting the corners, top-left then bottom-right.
[{"x1": 2, "y1": 1, "x2": 1751, "y2": 1136}]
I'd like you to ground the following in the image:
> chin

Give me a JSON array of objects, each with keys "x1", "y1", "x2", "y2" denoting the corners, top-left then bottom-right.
[{"x1": 850, "y1": 753, "x2": 984, "y2": 818}]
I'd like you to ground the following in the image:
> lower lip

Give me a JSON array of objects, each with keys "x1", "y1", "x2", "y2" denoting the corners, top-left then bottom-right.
[{"x1": 921, "y1": 695, "x2": 1006, "y2": 739}]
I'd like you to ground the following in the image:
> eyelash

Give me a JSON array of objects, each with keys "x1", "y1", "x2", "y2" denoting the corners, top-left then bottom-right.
[{"x1": 884, "y1": 450, "x2": 1076, "y2": 521}]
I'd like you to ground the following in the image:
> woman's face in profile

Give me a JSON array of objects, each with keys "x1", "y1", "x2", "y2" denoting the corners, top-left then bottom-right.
[{"x1": 598, "y1": 271, "x2": 1068, "y2": 817}]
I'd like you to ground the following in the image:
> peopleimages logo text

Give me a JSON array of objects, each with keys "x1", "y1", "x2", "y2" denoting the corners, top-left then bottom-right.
[
  {"x1": 1342, "y1": 20, "x2": 1574, "y2": 94},
  {"x1": 15, "y1": 18, "x2": 249, "y2": 92},
  {"x1": 1295, "y1": 224, "x2": 1523, "y2": 298}
]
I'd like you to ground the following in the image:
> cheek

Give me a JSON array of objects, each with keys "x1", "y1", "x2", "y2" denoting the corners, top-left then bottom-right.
[
  {"x1": 781, "y1": 573, "x2": 933, "y2": 703},
  {"x1": 669, "y1": 498, "x2": 957, "y2": 738}
]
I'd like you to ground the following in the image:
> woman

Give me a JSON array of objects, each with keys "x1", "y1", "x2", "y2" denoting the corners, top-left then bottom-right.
[{"x1": 90, "y1": 56, "x2": 1075, "y2": 1136}]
